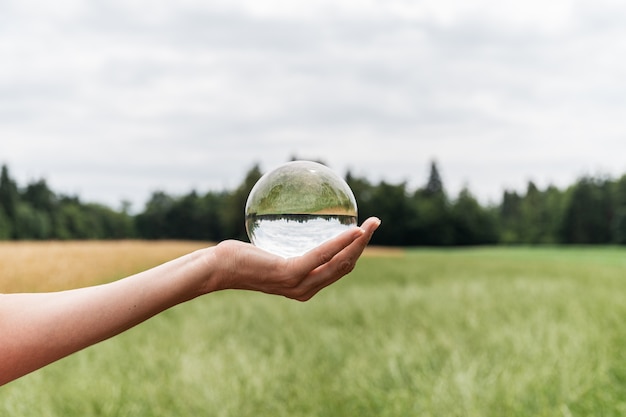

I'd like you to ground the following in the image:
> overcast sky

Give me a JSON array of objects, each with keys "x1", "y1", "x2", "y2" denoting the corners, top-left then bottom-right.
[{"x1": 2, "y1": 0, "x2": 626, "y2": 211}]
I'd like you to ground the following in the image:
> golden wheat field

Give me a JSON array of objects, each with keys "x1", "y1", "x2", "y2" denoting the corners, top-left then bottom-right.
[
  {"x1": 0, "y1": 240, "x2": 402, "y2": 293},
  {"x1": 0, "y1": 240, "x2": 212, "y2": 293}
]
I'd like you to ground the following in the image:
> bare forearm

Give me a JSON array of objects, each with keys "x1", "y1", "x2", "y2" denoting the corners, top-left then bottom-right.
[
  {"x1": 0, "y1": 247, "x2": 215, "y2": 385},
  {"x1": 0, "y1": 217, "x2": 380, "y2": 386}
]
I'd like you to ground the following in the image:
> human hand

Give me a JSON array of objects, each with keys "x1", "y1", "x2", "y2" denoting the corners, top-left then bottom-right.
[{"x1": 207, "y1": 217, "x2": 381, "y2": 301}]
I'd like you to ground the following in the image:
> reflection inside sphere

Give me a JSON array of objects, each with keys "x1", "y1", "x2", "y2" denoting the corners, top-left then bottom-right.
[{"x1": 245, "y1": 161, "x2": 358, "y2": 258}]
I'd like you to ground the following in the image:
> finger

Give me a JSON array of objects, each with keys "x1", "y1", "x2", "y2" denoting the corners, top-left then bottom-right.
[
  {"x1": 290, "y1": 217, "x2": 381, "y2": 299},
  {"x1": 358, "y1": 217, "x2": 382, "y2": 239},
  {"x1": 312, "y1": 217, "x2": 380, "y2": 282},
  {"x1": 289, "y1": 226, "x2": 364, "y2": 276}
]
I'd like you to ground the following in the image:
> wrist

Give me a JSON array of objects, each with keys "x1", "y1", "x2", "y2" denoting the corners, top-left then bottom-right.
[{"x1": 192, "y1": 246, "x2": 224, "y2": 296}]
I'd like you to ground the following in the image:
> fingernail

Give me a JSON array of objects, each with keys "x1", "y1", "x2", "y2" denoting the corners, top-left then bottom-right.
[{"x1": 369, "y1": 217, "x2": 381, "y2": 229}]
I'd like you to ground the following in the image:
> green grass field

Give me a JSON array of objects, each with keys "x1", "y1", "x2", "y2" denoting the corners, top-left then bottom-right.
[{"x1": 3, "y1": 246, "x2": 626, "y2": 416}]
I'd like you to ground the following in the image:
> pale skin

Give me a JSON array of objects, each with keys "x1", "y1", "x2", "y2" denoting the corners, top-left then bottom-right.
[{"x1": 0, "y1": 217, "x2": 380, "y2": 386}]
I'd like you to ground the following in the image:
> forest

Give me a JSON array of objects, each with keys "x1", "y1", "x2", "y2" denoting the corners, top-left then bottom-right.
[{"x1": 1, "y1": 161, "x2": 625, "y2": 246}]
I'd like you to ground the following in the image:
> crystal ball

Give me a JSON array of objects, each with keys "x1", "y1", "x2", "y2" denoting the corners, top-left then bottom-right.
[{"x1": 245, "y1": 160, "x2": 358, "y2": 258}]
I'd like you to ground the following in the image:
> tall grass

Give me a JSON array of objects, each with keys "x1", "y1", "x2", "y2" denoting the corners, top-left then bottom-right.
[{"x1": 2, "y1": 244, "x2": 626, "y2": 416}]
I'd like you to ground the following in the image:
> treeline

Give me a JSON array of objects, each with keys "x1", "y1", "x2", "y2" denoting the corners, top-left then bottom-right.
[{"x1": 1, "y1": 161, "x2": 626, "y2": 246}]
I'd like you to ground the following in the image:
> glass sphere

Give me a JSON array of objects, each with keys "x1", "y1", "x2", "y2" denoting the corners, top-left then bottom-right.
[{"x1": 245, "y1": 160, "x2": 358, "y2": 258}]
